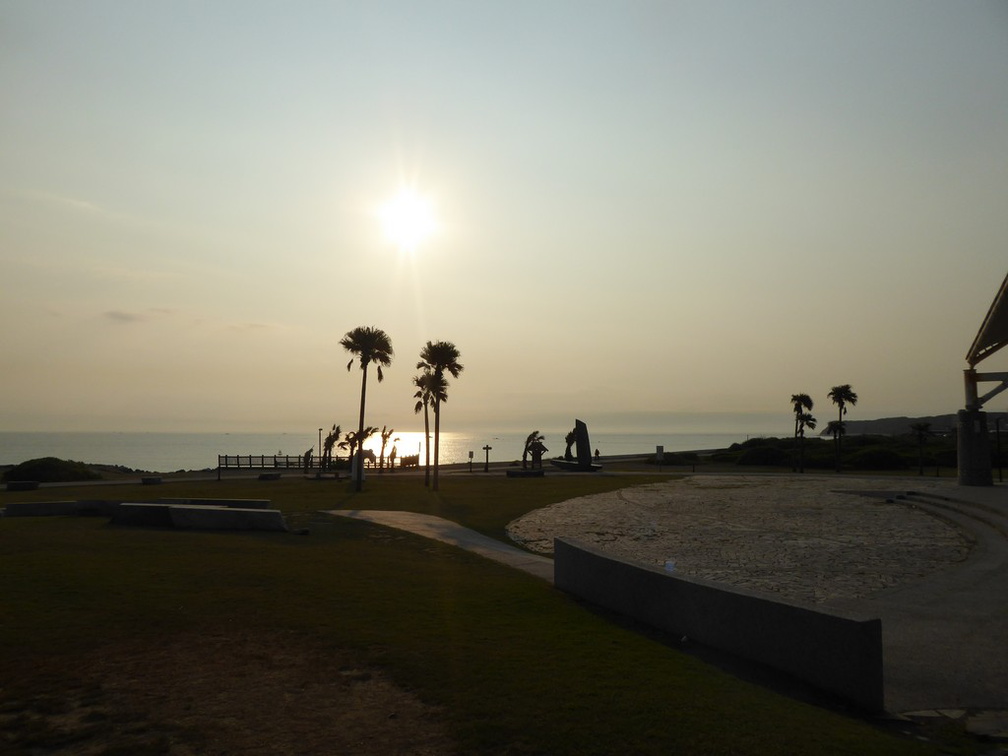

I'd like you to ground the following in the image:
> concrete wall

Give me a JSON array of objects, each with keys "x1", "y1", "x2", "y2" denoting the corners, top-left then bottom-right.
[
  {"x1": 158, "y1": 498, "x2": 272, "y2": 509},
  {"x1": 554, "y1": 538, "x2": 883, "y2": 711}
]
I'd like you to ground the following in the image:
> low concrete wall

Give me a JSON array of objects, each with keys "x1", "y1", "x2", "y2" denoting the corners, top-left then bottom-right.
[
  {"x1": 112, "y1": 503, "x2": 174, "y2": 528},
  {"x1": 4, "y1": 500, "x2": 119, "y2": 517},
  {"x1": 158, "y1": 498, "x2": 272, "y2": 509},
  {"x1": 554, "y1": 538, "x2": 883, "y2": 711},
  {"x1": 4, "y1": 501, "x2": 81, "y2": 517}
]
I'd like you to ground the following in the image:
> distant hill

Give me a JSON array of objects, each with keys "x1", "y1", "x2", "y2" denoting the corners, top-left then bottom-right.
[{"x1": 818, "y1": 413, "x2": 1008, "y2": 436}]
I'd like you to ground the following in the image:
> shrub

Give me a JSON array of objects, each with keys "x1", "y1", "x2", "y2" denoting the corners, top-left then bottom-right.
[
  {"x1": 847, "y1": 448, "x2": 907, "y2": 470},
  {"x1": 735, "y1": 446, "x2": 790, "y2": 466},
  {"x1": 1, "y1": 457, "x2": 102, "y2": 483}
]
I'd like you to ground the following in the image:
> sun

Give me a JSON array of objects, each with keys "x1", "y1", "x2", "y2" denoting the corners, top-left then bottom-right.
[{"x1": 377, "y1": 187, "x2": 438, "y2": 253}]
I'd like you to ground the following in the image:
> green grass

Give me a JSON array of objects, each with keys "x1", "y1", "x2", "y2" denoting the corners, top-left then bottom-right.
[{"x1": 0, "y1": 474, "x2": 959, "y2": 754}]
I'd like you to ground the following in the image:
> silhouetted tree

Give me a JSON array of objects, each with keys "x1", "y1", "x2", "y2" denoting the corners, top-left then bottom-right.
[
  {"x1": 413, "y1": 371, "x2": 445, "y2": 487},
  {"x1": 379, "y1": 425, "x2": 395, "y2": 470},
  {"x1": 417, "y1": 341, "x2": 463, "y2": 491},
  {"x1": 790, "y1": 393, "x2": 814, "y2": 471},
  {"x1": 797, "y1": 411, "x2": 816, "y2": 473},
  {"x1": 523, "y1": 430, "x2": 545, "y2": 469},
  {"x1": 828, "y1": 384, "x2": 858, "y2": 472},
  {"x1": 911, "y1": 422, "x2": 932, "y2": 476},
  {"x1": 323, "y1": 424, "x2": 341, "y2": 471},
  {"x1": 341, "y1": 326, "x2": 393, "y2": 492}
]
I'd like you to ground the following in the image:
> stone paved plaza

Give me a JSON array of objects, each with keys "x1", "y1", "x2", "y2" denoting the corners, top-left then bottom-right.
[{"x1": 506, "y1": 475, "x2": 973, "y2": 605}]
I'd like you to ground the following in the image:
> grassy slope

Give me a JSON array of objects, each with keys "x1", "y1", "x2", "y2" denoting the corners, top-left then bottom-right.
[{"x1": 0, "y1": 473, "x2": 948, "y2": 755}]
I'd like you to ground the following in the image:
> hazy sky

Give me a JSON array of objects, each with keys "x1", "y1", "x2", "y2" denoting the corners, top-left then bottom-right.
[{"x1": 2, "y1": 1, "x2": 1006, "y2": 435}]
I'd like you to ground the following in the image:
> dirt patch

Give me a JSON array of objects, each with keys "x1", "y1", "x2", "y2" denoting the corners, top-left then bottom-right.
[{"x1": 0, "y1": 631, "x2": 455, "y2": 755}]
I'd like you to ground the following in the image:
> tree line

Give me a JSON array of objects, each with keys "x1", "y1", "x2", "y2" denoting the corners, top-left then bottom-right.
[
  {"x1": 790, "y1": 384, "x2": 858, "y2": 473},
  {"x1": 335, "y1": 326, "x2": 463, "y2": 493}
]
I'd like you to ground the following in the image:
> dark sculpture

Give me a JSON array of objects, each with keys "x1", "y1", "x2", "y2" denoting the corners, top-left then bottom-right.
[{"x1": 550, "y1": 419, "x2": 602, "y2": 472}]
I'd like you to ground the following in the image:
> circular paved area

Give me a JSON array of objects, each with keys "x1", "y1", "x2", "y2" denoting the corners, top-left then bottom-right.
[{"x1": 507, "y1": 475, "x2": 970, "y2": 605}]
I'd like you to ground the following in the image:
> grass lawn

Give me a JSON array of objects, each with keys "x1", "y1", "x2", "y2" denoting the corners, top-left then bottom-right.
[{"x1": 0, "y1": 472, "x2": 971, "y2": 754}]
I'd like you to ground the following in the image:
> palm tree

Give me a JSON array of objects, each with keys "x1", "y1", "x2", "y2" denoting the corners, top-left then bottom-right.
[
  {"x1": 910, "y1": 422, "x2": 931, "y2": 476},
  {"x1": 322, "y1": 424, "x2": 341, "y2": 472},
  {"x1": 827, "y1": 384, "x2": 858, "y2": 472},
  {"x1": 797, "y1": 412, "x2": 816, "y2": 473},
  {"x1": 790, "y1": 393, "x2": 814, "y2": 472},
  {"x1": 342, "y1": 426, "x2": 378, "y2": 475},
  {"x1": 523, "y1": 430, "x2": 545, "y2": 469},
  {"x1": 413, "y1": 371, "x2": 446, "y2": 487},
  {"x1": 417, "y1": 341, "x2": 463, "y2": 492},
  {"x1": 379, "y1": 425, "x2": 395, "y2": 470},
  {"x1": 341, "y1": 326, "x2": 394, "y2": 491}
]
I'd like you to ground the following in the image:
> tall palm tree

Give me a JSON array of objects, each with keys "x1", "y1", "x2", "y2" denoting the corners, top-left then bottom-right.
[
  {"x1": 379, "y1": 425, "x2": 395, "y2": 470},
  {"x1": 523, "y1": 430, "x2": 545, "y2": 469},
  {"x1": 790, "y1": 393, "x2": 814, "y2": 472},
  {"x1": 827, "y1": 384, "x2": 857, "y2": 472},
  {"x1": 910, "y1": 422, "x2": 931, "y2": 476},
  {"x1": 341, "y1": 326, "x2": 393, "y2": 491},
  {"x1": 413, "y1": 371, "x2": 446, "y2": 487},
  {"x1": 797, "y1": 412, "x2": 816, "y2": 473},
  {"x1": 417, "y1": 341, "x2": 463, "y2": 492}
]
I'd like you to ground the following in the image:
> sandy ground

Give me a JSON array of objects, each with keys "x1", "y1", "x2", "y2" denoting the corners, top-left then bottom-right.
[{"x1": 506, "y1": 475, "x2": 973, "y2": 605}]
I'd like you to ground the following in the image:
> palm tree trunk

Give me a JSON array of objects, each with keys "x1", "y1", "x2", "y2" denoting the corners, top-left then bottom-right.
[
  {"x1": 355, "y1": 367, "x2": 368, "y2": 492},
  {"x1": 835, "y1": 407, "x2": 842, "y2": 473},
  {"x1": 423, "y1": 402, "x2": 431, "y2": 487},
  {"x1": 432, "y1": 397, "x2": 441, "y2": 492},
  {"x1": 793, "y1": 414, "x2": 800, "y2": 473}
]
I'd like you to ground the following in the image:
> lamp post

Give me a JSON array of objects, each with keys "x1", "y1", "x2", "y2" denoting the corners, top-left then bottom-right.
[
  {"x1": 318, "y1": 428, "x2": 323, "y2": 474},
  {"x1": 483, "y1": 444, "x2": 492, "y2": 473}
]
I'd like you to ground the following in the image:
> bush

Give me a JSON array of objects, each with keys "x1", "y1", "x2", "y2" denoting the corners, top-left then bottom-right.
[
  {"x1": 1, "y1": 457, "x2": 102, "y2": 483},
  {"x1": 847, "y1": 448, "x2": 907, "y2": 470},
  {"x1": 735, "y1": 446, "x2": 790, "y2": 466},
  {"x1": 648, "y1": 451, "x2": 699, "y2": 466}
]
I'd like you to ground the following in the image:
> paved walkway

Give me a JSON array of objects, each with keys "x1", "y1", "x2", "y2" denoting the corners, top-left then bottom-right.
[{"x1": 327, "y1": 509, "x2": 554, "y2": 582}]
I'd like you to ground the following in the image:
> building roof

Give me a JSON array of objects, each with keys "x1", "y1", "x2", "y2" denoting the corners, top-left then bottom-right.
[{"x1": 967, "y1": 270, "x2": 1008, "y2": 367}]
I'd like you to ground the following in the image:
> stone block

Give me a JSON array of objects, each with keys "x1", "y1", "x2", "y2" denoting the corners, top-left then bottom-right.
[{"x1": 112, "y1": 503, "x2": 174, "y2": 528}]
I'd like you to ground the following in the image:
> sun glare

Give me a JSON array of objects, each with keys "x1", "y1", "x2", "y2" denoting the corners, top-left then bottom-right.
[{"x1": 378, "y1": 187, "x2": 437, "y2": 253}]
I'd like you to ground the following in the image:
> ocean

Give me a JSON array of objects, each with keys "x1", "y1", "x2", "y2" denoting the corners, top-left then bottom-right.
[{"x1": 0, "y1": 429, "x2": 776, "y2": 473}]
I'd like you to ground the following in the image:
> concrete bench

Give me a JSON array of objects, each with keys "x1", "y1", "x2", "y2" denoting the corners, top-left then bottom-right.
[
  {"x1": 157, "y1": 498, "x2": 272, "y2": 509},
  {"x1": 111, "y1": 502, "x2": 174, "y2": 527},
  {"x1": 4, "y1": 500, "x2": 80, "y2": 517}
]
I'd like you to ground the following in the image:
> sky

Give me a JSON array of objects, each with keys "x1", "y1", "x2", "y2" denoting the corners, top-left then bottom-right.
[{"x1": 2, "y1": 1, "x2": 1007, "y2": 436}]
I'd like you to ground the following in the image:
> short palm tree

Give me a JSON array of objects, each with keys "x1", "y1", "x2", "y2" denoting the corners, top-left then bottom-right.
[
  {"x1": 417, "y1": 341, "x2": 463, "y2": 492},
  {"x1": 341, "y1": 427, "x2": 378, "y2": 474},
  {"x1": 341, "y1": 326, "x2": 393, "y2": 491},
  {"x1": 827, "y1": 384, "x2": 858, "y2": 472},
  {"x1": 322, "y1": 424, "x2": 341, "y2": 472},
  {"x1": 790, "y1": 393, "x2": 814, "y2": 471},
  {"x1": 523, "y1": 430, "x2": 545, "y2": 469},
  {"x1": 379, "y1": 425, "x2": 395, "y2": 470}
]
